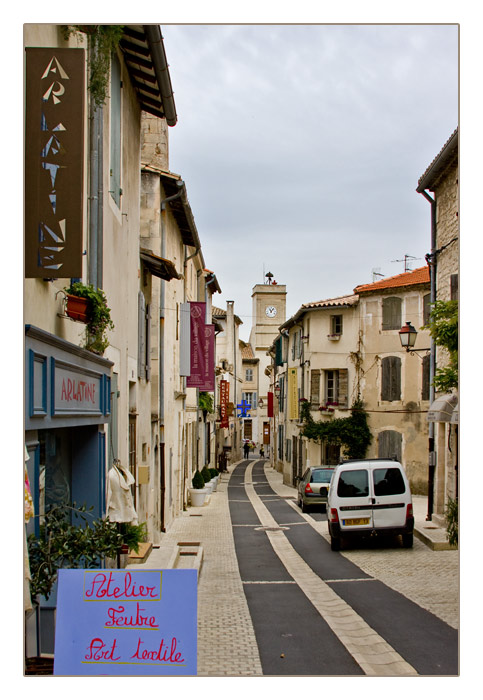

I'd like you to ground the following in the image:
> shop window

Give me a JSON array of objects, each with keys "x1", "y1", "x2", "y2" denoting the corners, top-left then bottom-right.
[{"x1": 382, "y1": 296, "x2": 402, "y2": 330}]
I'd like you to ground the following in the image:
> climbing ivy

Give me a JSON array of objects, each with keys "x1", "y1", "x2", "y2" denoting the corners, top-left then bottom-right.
[
  {"x1": 423, "y1": 299, "x2": 458, "y2": 393},
  {"x1": 61, "y1": 25, "x2": 125, "y2": 106},
  {"x1": 300, "y1": 398, "x2": 372, "y2": 460}
]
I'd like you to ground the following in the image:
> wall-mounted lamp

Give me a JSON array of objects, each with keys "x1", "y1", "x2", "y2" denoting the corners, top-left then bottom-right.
[
  {"x1": 399, "y1": 321, "x2": 430, "y2": 357},
  {"x1": 258, "y1": 398, "x2": 264, "y2": 408},
  {"x1": 274, "y1": 382, "x2": 280, "y2": 398}
]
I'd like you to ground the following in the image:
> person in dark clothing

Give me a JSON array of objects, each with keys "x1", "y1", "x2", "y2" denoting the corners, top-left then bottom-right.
[{"x1": 243, "y1": 441, "x2": 250, "y2": 459}]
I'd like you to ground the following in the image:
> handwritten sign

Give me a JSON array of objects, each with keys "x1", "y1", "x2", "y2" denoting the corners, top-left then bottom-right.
[{"x1": 53, "y1": 569, "x2": 197, "y2": 675}]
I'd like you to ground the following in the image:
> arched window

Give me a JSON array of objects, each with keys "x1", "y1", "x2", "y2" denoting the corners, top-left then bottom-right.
[
  {"x1": 381, "y1": 356, "x2": 401, "y2": 401},
  {"x1": 382, "y1": 297, "x2": 402, "y2": 330},
  {"x1": 378, "y1": 430, "x2": 402, "y2": 462}
]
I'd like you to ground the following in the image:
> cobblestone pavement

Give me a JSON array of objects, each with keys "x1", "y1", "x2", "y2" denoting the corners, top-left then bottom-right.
[{"x1": 130, "y1": 460, "x2": 459, "y2": 675}]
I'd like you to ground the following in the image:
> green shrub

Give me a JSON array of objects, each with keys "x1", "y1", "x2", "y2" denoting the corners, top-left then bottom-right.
[
  {"x1": 201, "y1": 466, "x2": 212, "y2": 483},
  {"x1": 192, "y1": 470, "x2": 205, "y2": 489},
  {"x1": 445, "y1": 497, "x2": 458, "y2": 546}
]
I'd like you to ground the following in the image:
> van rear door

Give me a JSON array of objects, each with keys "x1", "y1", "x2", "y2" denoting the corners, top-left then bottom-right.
[
  {"x1": 371, "y1": 467, "x2": 408, "y2": 529},
  {"x1": 336, "y1": 468, "x2": 373, "y2": 531}
]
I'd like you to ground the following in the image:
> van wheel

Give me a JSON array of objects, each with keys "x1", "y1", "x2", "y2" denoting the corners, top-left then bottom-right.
[
  {"x1": 330, "y1": 535, "x2": 341, "y2": 551},
  {"x1": 402, "y1": 533, "x2": 413, "y2": 548}
]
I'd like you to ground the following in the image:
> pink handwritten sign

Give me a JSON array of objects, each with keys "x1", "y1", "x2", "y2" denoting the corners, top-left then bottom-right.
[{"x1": 54, "y1": 569, "x2": 197, "y2": 675}]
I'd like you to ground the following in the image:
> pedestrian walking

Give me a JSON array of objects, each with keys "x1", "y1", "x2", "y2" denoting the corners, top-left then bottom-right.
[
  {"x1": 260, "y1": 446, "x2": 264, "y2": 458},
  {"x1": 243, "y1": 441, "x2": 250, "y2": 459}
]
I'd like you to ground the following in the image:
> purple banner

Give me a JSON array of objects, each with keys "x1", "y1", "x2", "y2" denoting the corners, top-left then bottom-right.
[
  {"x1": 198, "y1": 324, "x2": 215, "y2": 391},
  {"x1": 186, "y1": 302, "x2": 206, "y2": 388}
]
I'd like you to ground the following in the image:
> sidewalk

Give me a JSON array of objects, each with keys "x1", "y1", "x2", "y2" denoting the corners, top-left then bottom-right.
[{"x1": 128, "y1": 461, "x2": 459, "y2": 674}]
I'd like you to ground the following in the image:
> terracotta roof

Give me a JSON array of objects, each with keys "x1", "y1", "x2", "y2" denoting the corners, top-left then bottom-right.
[
  {"x1": 354, "y1": 266, "x2": 430, "y2": 294},
  {"x1": 301, "y1": 294, "x2": 359, "y2": 310},
  {"x1": 240, "y1": 341, "x2": 256, "y2": 360},
  {"x1": 212, "y1": 306, "x2": 242, "y2": 325}
]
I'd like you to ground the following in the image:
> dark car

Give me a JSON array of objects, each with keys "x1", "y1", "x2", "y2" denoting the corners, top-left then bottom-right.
[{"x1": 296, "y1": 466, "x2": 334, "y2": 512}]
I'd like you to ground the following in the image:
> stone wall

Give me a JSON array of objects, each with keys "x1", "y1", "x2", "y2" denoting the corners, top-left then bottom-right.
[{"x1": 141, "y1": 112, "x2": 169, "y2": 171}]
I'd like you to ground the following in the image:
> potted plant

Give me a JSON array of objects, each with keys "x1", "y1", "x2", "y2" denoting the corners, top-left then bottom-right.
[
  {"x1": 188, "y1": 470, "x2": 207, "y2": 506},
  {"x1": 64, "y1": 282, "x2": 114, "y2": 355},
  {"x1": 201, "y1": 465, "x2": 215, "y2": 494},
  {"x1": 26, "y1": 503, "x2": 143, "y2": 673}
]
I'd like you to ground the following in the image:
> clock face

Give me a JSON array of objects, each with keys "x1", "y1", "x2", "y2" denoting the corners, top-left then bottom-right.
[{"x1": 265, "y1": 305, "x2": 277, "y2": 318}]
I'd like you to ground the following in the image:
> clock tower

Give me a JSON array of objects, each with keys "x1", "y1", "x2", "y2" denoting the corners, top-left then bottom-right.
[{"x1": 249, "y1": 279, "x2": 287, "y2": 352}]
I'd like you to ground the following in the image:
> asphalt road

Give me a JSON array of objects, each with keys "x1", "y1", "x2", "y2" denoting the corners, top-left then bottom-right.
[{"x1": 228, "y1": 460, "x2": 458, "y2": 676}]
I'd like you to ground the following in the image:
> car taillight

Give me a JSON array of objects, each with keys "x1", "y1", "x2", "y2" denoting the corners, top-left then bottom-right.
[
  {"x1": 305, "y1": 483, "x2": 313, "y2": 494},
  {"x1": 406, "y1": 504, "x2": 413, "y2": 519},
  {"x1": 330, "y1": 508, "x2": 339, "y2": 523}
]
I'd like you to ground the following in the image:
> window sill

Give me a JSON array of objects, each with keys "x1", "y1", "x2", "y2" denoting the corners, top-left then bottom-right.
[{"x1": 327, "y1": 334, "x2": 341, "y2": 340}]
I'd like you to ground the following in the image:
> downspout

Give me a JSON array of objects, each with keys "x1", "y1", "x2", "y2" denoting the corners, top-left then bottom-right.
[
  {"x1": 97, "y1": 105, "x2": 104, "y2": 288},
  {"x1": 421, "y1": 189, "x2": 437, "y2": 521}
]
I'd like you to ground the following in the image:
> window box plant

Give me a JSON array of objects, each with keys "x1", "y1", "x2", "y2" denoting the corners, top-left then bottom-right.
[{"x1": 64, "y1": 282, "x2": 114, "y2": 355}]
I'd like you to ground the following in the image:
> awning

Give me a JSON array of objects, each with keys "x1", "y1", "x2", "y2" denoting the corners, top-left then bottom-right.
[
  {"x1": 450, "y1": 401, "x2": 459, "y2": 424},
  {"x1": 140, "y1": 248, "x2": 181, "y2": 280},
  {"x1": 427, "y1": 394, "x2": 458, "y2": 423}
]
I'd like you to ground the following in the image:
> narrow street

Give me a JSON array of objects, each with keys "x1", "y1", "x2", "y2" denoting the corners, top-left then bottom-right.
[{"x1": 130, "y1": 459, "x2": 459, "y2": 676}]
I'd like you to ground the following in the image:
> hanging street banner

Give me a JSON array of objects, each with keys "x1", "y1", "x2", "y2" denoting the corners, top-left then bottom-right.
[
  {"x1": 219, "y1": 379, "x2": 229, "y2": 428},
  {"x1": 197, "y1": 324, "x2": 215, "y2": 391},
  {"x1": 186, "y1": 302, "x2": 206, "y2": 388},
  {"x1": 53, "y1": 569, "x2": 197, "y2": 676},
  {"x1": 25, "y1": 48, "x2": 85, "y2": 278}
]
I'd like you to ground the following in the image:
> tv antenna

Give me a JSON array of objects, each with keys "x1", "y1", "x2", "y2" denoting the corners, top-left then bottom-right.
[
  {"x1": 391, "y1": 254, "x2": 422, "y2": 272},
  {"x1": 372, "y1": 267, "x2": 385, "y2": 282}
]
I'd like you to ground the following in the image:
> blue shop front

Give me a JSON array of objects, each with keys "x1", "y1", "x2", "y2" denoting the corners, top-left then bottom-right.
[{"x1": 25, "y1": 325, "x2": 113, "y2": 656}]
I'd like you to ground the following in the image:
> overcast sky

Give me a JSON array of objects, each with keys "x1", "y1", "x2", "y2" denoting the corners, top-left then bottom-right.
[{"x1": 160, "y1": 23, "x2": 458, "y2": 340}]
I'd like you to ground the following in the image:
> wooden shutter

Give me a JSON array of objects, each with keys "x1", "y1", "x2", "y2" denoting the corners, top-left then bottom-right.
[
  {"x1": 382, "y1": 356, "x2": 401, "y2": 401},
  {"x1": 146, "y1": 303, "x2": 151, "y2": 381},
  {"x1": 382, "y1": 297, "x2": 402, "y2": 330},
  {"x1": 310, "y1": 369, "x2": 320, "y2": 407},
  {"x1": 338, "y1": 368, "x2": 348, "y2": 408},
  {"x1": 378, "y1": 430, "x2": 402, "y2": 462},
  {"x1": 138, "y1": 291, "x2": 146, "y2": 379}
]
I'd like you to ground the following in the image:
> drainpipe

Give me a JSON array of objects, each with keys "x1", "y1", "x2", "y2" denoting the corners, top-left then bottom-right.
[{"x1": 421, "y1": 189, "x2": 437, "y2": 521}]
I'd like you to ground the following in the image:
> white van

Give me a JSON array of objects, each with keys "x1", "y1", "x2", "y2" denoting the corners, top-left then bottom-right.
[{"x1": 327, "y1": 459, "x2": 414, "y2": 550}]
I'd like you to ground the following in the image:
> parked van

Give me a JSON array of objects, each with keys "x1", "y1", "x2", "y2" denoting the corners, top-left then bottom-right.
[{"x1": 327, "y1": 459, "x2": 414, "y2": 550}]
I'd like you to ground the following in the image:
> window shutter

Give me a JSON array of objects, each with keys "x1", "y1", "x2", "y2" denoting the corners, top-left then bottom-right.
[
  {"x1": 378, "y1": 430, "x2": 402, "y2": 462},
  {"x1": 338, "y1": 368, "x2": 348, "y2": 407},
  {"x1": 382, "y1": 356, "x2": 401, "y2": 401},
  {"x1": 310, "y1": 369, "x2": 320, "y2": 407},
  {"x1": 423, "y1": 293, "x2": 431, "y2": 325},
  {"x1": 146, "y1": 303, "x2": 151, "y2": 381},
  {"x1": 382, "y1": 297, "x2": 402, "y2": 330},
  {"x1": 138, "y1": 291, "x2": 146, "y2": 379}
]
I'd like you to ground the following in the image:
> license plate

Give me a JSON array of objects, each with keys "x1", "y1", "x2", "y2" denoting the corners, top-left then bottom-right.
[{"x1": 343, "y1": 517, "x2": 370, "y2": 526}]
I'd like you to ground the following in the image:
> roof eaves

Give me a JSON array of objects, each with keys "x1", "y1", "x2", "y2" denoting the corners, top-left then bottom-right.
[{"x1": 416, "y1": 128, "x2": 458, "y2": 192}]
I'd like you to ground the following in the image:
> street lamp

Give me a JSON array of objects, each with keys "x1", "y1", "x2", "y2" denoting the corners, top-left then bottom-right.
[
  {"x1": 274, "y1": 382, "x2": 280, "y2": 398},
  {"x1": 399, "y1": 321, "x2": 430, "y2": 357}
]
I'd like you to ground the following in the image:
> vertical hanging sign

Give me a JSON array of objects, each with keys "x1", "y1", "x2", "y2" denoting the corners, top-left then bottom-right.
[
  {"x1": 25, "y1": 48, "x2": 85, "y2": 278},
  {"x1": 267, "y1": 391, "x2": 274, "y2": 418},
  {"x1": 219, "y1": 379, "x2": 229, "y2": 428},
  {"x1": 198, "y1": 324, "x2": 215, "y2": 391},
  {"x1": 186, "y1": 302, "x2": 206, "y2": 388}
]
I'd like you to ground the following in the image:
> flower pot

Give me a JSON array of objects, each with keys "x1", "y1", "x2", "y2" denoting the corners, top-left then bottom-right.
[
  {"x1": 66, "y1": 294, "x2": 89, "y2": 322},
  {"x1": 189, "y1": 488, "x2": 207, "y2": 507}
]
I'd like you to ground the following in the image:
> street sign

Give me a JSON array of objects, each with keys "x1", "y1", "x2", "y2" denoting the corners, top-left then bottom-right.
[{"x1": 53, "y1": 568, "x2": 197, "y2": 676}]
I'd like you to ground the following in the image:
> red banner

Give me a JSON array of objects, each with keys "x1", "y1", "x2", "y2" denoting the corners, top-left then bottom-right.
[
  {"x1": 267, "y1": 391, "x2": 274, "y2": 418},
  {"x1": 219, "y1": 380, "x2": 229, "y2": 428}
]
